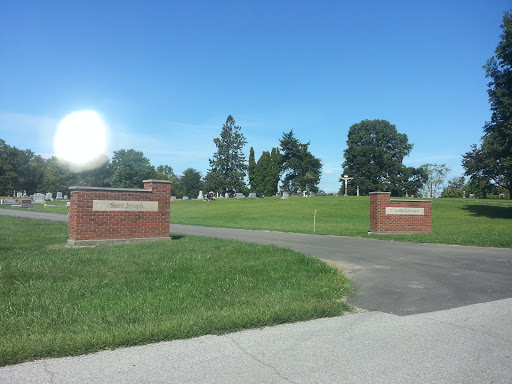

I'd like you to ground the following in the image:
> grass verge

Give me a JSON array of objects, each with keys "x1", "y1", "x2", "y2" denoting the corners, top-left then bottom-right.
[
  {"x1": 169, "y1": 196, "x2": 512, "y2": 248},
  {"x1": 0, "y1": 216, "x2": 352, "y2": 366}
]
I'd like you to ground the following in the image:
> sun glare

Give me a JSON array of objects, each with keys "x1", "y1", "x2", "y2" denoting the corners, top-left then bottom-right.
[{"x1": 54, "y1": 110, "x2": 109, "y2": 167}]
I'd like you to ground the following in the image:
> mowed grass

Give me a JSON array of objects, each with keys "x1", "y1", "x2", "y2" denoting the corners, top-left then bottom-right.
[
  {"x1": 170, "y1": 196, "x2": 512, "y2": 248},
  {"x1": 0, "y1": 216, "x2": 352, "y2": 366}
]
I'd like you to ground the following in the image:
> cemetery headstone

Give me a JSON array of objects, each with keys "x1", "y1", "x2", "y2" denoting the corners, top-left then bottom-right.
[
  {"x1": 197, "y1": 191, "x2": 203, "y2": 200},
  {"x1": 499, "y1": 193, "x2": 505, "y2": 199},
  {"x1": 249, "y1": 193, "x2": 256, "y2": 198},
  {"x1": 5, "y1": 199, "x2": 16, "y2": 205},
  {"x1": 66, "y1": 202, "x2": 71, "y2": 208},
  {"x1": 235, "y1": 192, "x2": 245, "y2": 199},
  {"x1": 46, "y1": 192, "x2": 53, "y2": 200},
  {"x1": 225, "y1": 192, "x2": 230, "y2": 198},
  {"x1": 183, "y1": 196, "x2": 189, "y2": 200},
  {"x1": 63, "y1": 195, "x2": 68, "y2": 200},
  {"x1": 16, "y1": 192, "x2": 22, "y2": 198},
  {"x1": 469, "y1": 194, "x2": 475, "y2": 198},
  {"x1": 281, "y1": 192, "x2": 289, "y2": 200},
  {"x1": 21, "y1": 199, "x2": 32, "y2": 208},
  {"x1": 56, "y1": 192, "x2": 63, "y2": 199}
]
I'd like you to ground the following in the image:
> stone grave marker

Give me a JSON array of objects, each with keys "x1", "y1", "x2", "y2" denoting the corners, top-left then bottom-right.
[
  {"x1": 21, "y1": 199, "x2": 32, "y2": 208},
  {"x1": 183, "y1": 196, "x2": 189, "y2": 200},
  {"x1": 46, "y1": 192, "x2": 53, "y2": 200},
  {"x1": 63, "y1": 195, "x2": 68, "y2": 200},
  {"x1": 235, "y1": 193, "x2": 245, "y2": 198},
  {"x1": 281, "y1": 192, "x2": 289, "y2": 199},
  {"x1": 499, "y1": 194, "x2": 505, "y2": 199},
  {"x1": 197, "y1": 191, "x2": 203, "y2": 200},
  {"x1": 16, "y1": 192, "x2": 22, "y2": 198},
  {"x1": 225, "y1": 192, "x2": 230, "y2": 198},
  {"x1": 56, "y1": 192, "x2": 63, "y2": 199},
  {"x1": 5, "y1": 199, "x2": 16, "y2": 205},
  {"x1": 469, "y1": 194, "x2": 475, "y2": 198},
  {"x1": 248, "y1": 193, "x2": 256, "y2": 198}
]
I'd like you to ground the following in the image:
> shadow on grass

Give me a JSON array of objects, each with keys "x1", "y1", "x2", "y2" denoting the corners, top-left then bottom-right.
[
  {"x1": 169, "y1": 233, "x2": 186, "y2": 240},
  {"x1": 462, "y1": 204, "x2": 512, "y2": 219}
]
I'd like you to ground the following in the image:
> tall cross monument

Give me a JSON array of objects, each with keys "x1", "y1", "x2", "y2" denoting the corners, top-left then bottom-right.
[{"x1": 339, "y1": 175, "x2": 354, "y2": 197}]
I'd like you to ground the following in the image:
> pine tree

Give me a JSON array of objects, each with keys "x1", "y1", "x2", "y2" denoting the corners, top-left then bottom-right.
[{"x1": 207, "y1": 115, "x2": 248, "y2": 194}]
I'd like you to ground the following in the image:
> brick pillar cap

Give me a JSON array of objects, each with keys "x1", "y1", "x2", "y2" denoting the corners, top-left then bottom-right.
[
  {"x1": 369, "y1": 191, "x2": 391, "y2": 195},
  {"x1": 143, "y1": 180, "x2": 172, "y2": 184}
]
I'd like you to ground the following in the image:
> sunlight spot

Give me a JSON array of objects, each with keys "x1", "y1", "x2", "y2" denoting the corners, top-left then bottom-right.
[{"x1": 53, "y1": 110, "x2": 109, "y2": 169}]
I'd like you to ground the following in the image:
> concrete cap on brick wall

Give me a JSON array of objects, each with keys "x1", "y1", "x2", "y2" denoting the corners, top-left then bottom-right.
[{"x1": 143, "y1": 180, "x2": 172, "y2": 184}]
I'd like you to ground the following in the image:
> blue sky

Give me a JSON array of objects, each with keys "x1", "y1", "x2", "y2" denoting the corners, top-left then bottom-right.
[{"x1": 0, "y1": 1, "x2": 510, "y2": 193}]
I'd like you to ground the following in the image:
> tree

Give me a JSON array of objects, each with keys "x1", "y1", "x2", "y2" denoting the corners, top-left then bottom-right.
[
  {"x1": 279, "y1": 130, "x2": 322, "y2": 193},
  {"x1": 440, "y1": 176, "x2": 466, "y2": 198},
  {"x1": 106, "y1": 149, "x2": 156, "y2": 188},
  {"x1": 464, "y1": 11, "x2": 512, "y2": 199},
  {"x1": 207, "y1": 115, "x2": 247, "y2": 194},
  {"x1": 342, "y1": 120, "x2": 424, "y2": 196},
  {"x1": 419, "y1": 163, "x2": 450, "y2": 198},
  {"x1": 180, "y1": 168, "x2": 203, "y2": 198},
  {"x1": 248, "y1": 147, "x2": 256, "y2": 191}
]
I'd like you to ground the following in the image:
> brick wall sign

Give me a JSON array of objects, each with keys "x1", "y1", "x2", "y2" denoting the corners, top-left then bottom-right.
[
  {"x1": 68, "y1": 180, "x2": 171, "y2": 246},
  {"x1": 370, "y1": 192, "x2": 432, "y2": 233}
]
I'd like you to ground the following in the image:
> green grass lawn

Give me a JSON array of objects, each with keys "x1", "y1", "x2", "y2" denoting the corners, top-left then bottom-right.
[
  {"x1": 2, "y1": 195, "x2": 511, "y2": 247},
  {"x1": 0, "y1": 216, "x2": 352, "y2": 366},
  {"x1": 169, "y1": 196, "x2": 512, "y2": 248}
]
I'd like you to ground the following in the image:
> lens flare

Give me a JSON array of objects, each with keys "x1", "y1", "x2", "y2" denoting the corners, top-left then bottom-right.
[{"x1": 54, "y1": 110, "x2": 109, "y2": 168}]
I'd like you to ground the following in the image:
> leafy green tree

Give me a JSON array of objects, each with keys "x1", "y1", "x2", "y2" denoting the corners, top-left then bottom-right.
[
  {"x1": 39, "y1": 157, "x2": 74, "y2": 194},
  {"x1": 207, "y1": 115, "x2": 247, "y2": 194},
  {"x1": 0, "y1": 139, "x2": 47, "y2": 195},
  {"x1": 180, "y1": 168, "x2": 203, "y2": 198},
  {"x1": 464, "y1": 11, "x2": 512, "y2": 199},
  {"x1": 106, "y1": 149, "x2": 156, "y2": 188},
  {"x1": 462, "y1": 139, "x2": 512, "y2": 198},
  {"x1": 440, "y1": 176, "x2": 466, "y2": 198},
  {"x1": 155, "y1": 164, "x2": 182, "y2": 197},
  {"x1": 279, "y1": 130, "x2": 322, "y2": 193},
  {"x1": 248, "y1": 147, "x2": 256, "y2": 191},
  {"x1": 419, "y1": 163, "x2": 450, "y2": 198},
  {"x1": 342, "y1": 120, "x2": 423, "y2": 196}
]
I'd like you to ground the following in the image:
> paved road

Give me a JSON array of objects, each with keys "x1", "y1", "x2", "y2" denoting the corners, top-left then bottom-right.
[
  {"x1": 169, "y1": 224, "x2": 512, "y2": 316},
  {"x1": 2, "y1": 298, "x2": 511, "y2": 383},
  {"x1": 2, "y1": 210, "x2": 512, "y2": 383}
]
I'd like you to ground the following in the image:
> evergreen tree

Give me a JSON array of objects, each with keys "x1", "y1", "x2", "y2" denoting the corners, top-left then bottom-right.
[
  {"x1": 248, "y1": 147, "x2": 256, "y2": 191},
  {"x1": 279, "y1": 130, "x2": 322, "y2": 193},
  {"x1": 207, "y1": 115, "x2": 248, "y2": 194}
]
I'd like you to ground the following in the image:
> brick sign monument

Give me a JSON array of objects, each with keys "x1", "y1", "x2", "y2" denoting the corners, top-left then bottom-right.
[
  {"x1": 370, "y1": 192, "x2": 432, "y2": 233},
  {"x1": 68, "y1": 180, "x2": 171, "y2": 246}
]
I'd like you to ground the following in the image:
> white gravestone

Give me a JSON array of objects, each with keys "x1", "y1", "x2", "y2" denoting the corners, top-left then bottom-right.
[{"x1": 197, "y1": 191, "x2": 203, "y2": 200}]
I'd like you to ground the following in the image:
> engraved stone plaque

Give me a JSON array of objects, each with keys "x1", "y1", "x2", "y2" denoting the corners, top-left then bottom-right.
[
  {"x1": 93, "y1": 200, "x2": 158, "y2": 212},
  {"x1": 385, "y1": 207, "x2": 424, "y2": 215}
]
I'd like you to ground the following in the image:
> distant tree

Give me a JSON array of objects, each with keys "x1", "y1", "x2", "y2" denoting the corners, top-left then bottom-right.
[
  {"x1": 342, "y1": 120, "x2": 424, "y2": 196},
  {"x1": 279, "y1": 130, "x2": 322, "y2": 193},
  {"x1": 250, "y1": 147, "x2": 282, "y2": 196},
  {"x1": 207, "y1": 115, "x2": 247, "y2": 194},
  {"x1": 180, "y1": 168, "x2": 203, "y2": 198},
  {"x1": 155, "y1": 164, "x2": 183, "y2": 197},
  {"x1": 440, "y1": 176, "x2": 466, "y2": 198},
  {"x1": 39, "y1": 157, "x2": 74, "y2": 194},
  {"x1": 463, "y1": 11, "x2": 512, "y2": 199},
  {"x1": 419, "y1": 163, "x2": 450, "y2": 198},
  {"x1": 269, "y1": 147, "x2": 282, "y2": 194},
  {"x1": 106, "y1": 149, "x2": 156, "y2": 188},
  {"x1": 248, "y1": 147, "x2": 256, "y2": 191},
  {"x1": 0, "y1": 139, "x2": 48, "y2": 195}
]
